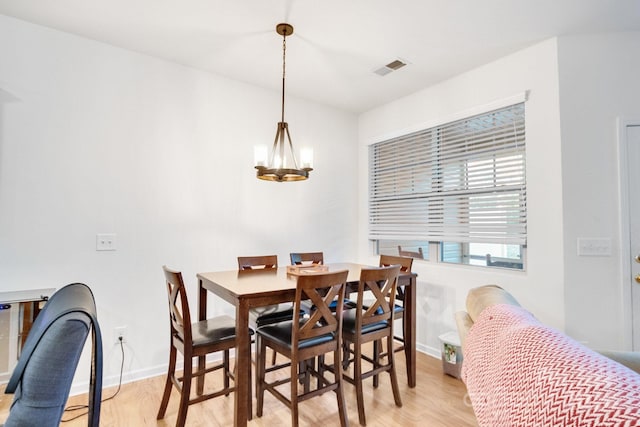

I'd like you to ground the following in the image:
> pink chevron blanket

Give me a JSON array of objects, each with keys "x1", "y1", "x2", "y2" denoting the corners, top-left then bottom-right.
[{"x1": 462, "y1": 304, "x2": 640, "y2": 426}]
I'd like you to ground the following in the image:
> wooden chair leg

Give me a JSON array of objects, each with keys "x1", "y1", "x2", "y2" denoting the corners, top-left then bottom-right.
[
  {"x1": 317, "y1": 355, "x2": 325, "y2": 389},
  {"x1": 177, "y1": 356, "x2": 192, "y2": 427},
  {"x1": 302, "y1": 359, "x2": 312, "y2": 393},
  {"x1": 157, "y1": 345, "x2": 177, "y2": 419},
  {"x1": 223, "y1": 349, "x2": 230, "y2": 394},
  {"x1": 387, "y1": 335, "x2": 402, "y2": 408},
  {"x1": 334, "y1": 347, "x2": 349, "y2": 427},
  {"x1": 342, "y1": 341, "x2": 350, "y2": 371},
  {"x1": 196, "y1": 354, "x2": 205, "y2": 395},
  {"x1": 256, "y1": 335, "x2": 266, "y2": 418},
  {"x1": 402, "y1": 309, "x2": 410, "y2": 380},
  {"x1": 354, "y1": 340, "x2": 366, "y2": 426},
  {"x1": 248, "y1": 350, "x2": 253, "y2": 421},
  {"x1": 373, "y1": 339, "x2": 381, "y2": 388},
  {"x1": 291, "y1": 357, "x2": 300, "y2": 427}
]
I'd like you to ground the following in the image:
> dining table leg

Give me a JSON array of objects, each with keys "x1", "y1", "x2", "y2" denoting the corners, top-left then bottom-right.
[
  {"x1": 405, "y1": 275, "x2": 417, "y2": 387},
  {"x1": 197, "y1": 278, "x2": 207, "y2": 395},
  {"x1": 234, "y1": 300, "x2": 251, "y2": 427}
]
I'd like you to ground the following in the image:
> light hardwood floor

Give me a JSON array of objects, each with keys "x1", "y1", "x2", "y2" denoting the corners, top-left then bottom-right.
[{"x1": 1, "y1": 351, "x2": 477, "y2": 426}]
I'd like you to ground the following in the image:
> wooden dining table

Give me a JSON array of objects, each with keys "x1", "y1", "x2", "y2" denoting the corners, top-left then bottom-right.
[{"x1": 197, "y1": 262, "x2": 417, "y2": 427}]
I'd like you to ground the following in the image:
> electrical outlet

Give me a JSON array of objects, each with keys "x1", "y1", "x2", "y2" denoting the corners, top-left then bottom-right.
[
  {"x1": 96, "y1": 233, "x2": 117, "y2": 251},
  {"x1": 114, "y1": 326, "x2": 127, "y2": 344}
]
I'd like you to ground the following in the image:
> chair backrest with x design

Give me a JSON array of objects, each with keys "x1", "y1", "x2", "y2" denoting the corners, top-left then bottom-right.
[
  {"x1": 255, "y1": 269, "x2": 350, "y2": 427},
  {"x1": 355, "y1": 265, "x2": 401, "y2": 330},
  {"x1": 164, "y1": 267, "x2": 192, "y2": 346},
  {"x1": 379, "y1": 254, "x2": 412, "y2": 302},
  {"x1": 342, "y1": 264, "x2": 402, "y2": 425},
  {"x1": 292, "y1": 270, "x2": 348, "y2": 355}
]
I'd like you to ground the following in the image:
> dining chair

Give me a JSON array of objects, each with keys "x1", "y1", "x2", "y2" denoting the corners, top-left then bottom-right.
[
  {"x1": 238, "y1": 255, "x2": 278, "y2": 270},
  {"x1": 238, "y1": 255, "x2": 298, "y2": 328},
  {"x1": 255, "y1": 270, "x2": 350, "y2": 427},
  {"x1": 340, "y1": 264, "x2": 402, "y2": 426},
  {"x1": 237, "y1": 255, "x2": 298, "y2": 361},
  {"x1": 378, "y1": 254, "x2": 413, "y2": 379},
  {"x1": 291, "y1": 252, "x2": 356, "y2": 315},
  {"x1": 397, "y1": 245, "x2": 424, "y2": 259},
  {"x1": 158, "y1": 266, "x2": 252, "y2": 427},
  {"x1": 289, "y1": 251, "x2": 324, "y2": 265}
]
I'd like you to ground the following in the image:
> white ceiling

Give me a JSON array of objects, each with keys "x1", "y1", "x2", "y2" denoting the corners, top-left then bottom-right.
[{"x1": 1, "y1": 0, "x2": 640, "y2": 113}]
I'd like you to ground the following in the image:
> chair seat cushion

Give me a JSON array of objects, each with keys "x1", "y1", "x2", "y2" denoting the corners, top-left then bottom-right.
[
  {"x1": 257, "y1": 320, "x2": 334, "y2": 349},
  {"x1": 301, "y1": 298, "x2": 356, "y2": 314},
  {"x1": 341, "y1": 309, "x2": 388, "y2": 335},
  {"x1": 250, "y1": 303, "x2": 297, "y2": 328},
  {"x1": 191, "y1": 315, "x2": 252, "y2": 347}
]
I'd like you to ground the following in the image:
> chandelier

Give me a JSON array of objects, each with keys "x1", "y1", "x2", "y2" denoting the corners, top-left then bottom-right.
[{"x1": 254, "y1": 23, "x2": 313, "y2": 182}]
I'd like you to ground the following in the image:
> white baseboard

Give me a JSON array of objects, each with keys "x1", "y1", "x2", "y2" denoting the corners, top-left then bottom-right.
[
  {"x1": 5, "y1": 347, "x2": 445, "y2": 398},
  {"x1": 67, "y1": 346, "x2": 442, "y2": 397},
  {"x1": 420, "y1": 343, "x2": 441, "y2": 359}
]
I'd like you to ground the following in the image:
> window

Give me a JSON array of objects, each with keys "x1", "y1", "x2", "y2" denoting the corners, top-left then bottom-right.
[
  {"x1": 369, "y1": 100, "x2": 526, "y2": 269},
  {"x1": 441, "y1": 242, "x2": 524, "y2": 269}
]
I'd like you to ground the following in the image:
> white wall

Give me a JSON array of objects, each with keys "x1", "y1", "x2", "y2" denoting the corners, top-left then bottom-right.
[
  {"x1": 0, "y1": 15, "x2": 358, "y2": 390},
  {"x1": 358, "y1": 38, "x2": 566, "y2": 355},
  {"x1": 558, "y1": 32, "x2": 640, "y2": 350}
]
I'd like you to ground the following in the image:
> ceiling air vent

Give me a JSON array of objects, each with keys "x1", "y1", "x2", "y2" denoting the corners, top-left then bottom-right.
[{"x1": 373, "y1": 59, "x2": 407, "y2": 76}]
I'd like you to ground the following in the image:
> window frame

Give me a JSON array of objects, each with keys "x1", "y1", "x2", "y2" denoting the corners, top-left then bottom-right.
[{"x1": 368, "y1": 93, "x2": 528, "y2": 269}]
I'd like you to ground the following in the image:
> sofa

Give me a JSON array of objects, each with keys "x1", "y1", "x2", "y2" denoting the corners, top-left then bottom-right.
[{"x1": 455, "y1": 285, "x2": 640, "y2": 426}]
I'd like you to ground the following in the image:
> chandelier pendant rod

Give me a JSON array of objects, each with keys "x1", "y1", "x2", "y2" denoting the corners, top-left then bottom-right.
[
  {"x1": 281, "y1": 31, "x2": 286, "y2": 123},
  {"x1": 278, "y1": 29, "x2": 287, "y2": 167}
]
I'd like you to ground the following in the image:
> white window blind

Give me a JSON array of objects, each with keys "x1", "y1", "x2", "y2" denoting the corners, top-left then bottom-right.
[{"x1": 369, "y1": 102, "x2": 526, "y2": 245}]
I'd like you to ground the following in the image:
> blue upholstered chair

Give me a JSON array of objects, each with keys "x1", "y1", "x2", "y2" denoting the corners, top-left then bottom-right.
[{"x1": 2, "y1": 283, "x2": 102, "y2": 427}]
